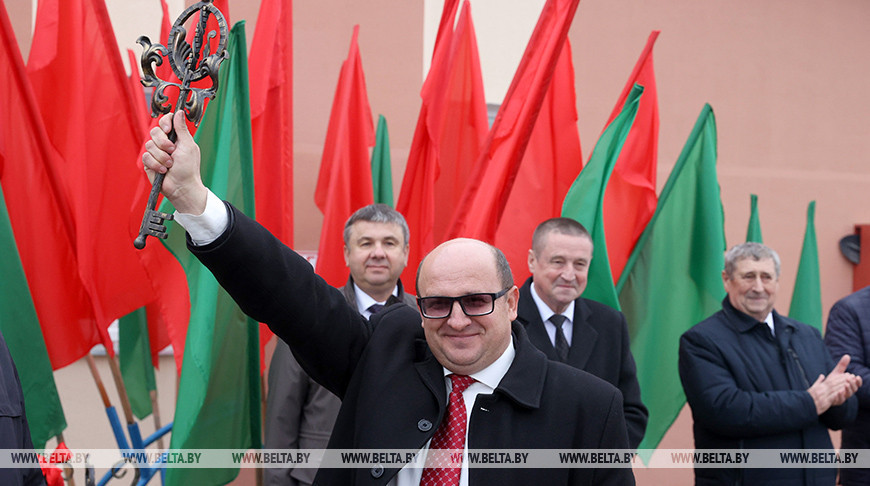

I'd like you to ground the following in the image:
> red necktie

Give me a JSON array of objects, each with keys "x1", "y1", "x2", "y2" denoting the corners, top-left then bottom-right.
[{"x1": 420, "y1": 374, "x2": 476, "y2": 486}]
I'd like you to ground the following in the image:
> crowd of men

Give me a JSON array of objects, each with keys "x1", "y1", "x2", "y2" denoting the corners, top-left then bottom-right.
[{"x1": 3, "y1": 110, "x2": 868, "y2": 485}]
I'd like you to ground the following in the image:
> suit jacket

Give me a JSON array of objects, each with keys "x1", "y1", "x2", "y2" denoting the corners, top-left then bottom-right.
[
  {"x1": 264, "y1": 278, "x2": 416, "y2": 486},
  {"x1": 680, "y1": 298, "x2": 858, "y2": 486},
  {"x1": 516, "y1": 278, "x2": 648, "y2": 449},
  {"x1": 191, "y1": 203, "x2": 635, "y2": 486}
]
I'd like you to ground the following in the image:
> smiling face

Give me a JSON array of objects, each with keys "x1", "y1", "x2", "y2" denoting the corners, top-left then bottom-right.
[
  {"x1": 343, "y1": 220, "x2": 409, "y2": 299},
  {"x1": 417, "y1": 239, "x2": 518, "y2": 375},
  {"x1": 527, "y1": 231, "x2": 593, "y2": 314},
  {"x1": 723, "y1": 257, "x2": 779, "y2": 322}
]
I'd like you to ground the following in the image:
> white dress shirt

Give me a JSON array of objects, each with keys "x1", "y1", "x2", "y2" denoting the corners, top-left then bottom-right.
[{"x1": 529, "y1": 282, "x2": 574, "y2": 347}]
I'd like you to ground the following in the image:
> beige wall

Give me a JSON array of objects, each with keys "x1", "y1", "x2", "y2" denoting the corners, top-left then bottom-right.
[{"x1": 8, "y1": 1, "x2": 870, "y2": 484}]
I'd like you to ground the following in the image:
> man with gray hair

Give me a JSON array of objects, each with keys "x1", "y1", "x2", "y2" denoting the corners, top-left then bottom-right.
[
  {"x1": 264, "y1": 203, "x2": 416, "y2": 486},
  {"x1": 679, "y1": 242, "x2": 861, "y2": 485}
]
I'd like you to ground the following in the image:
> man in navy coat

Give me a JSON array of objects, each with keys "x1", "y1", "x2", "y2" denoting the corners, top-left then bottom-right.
[
  {"x1": 517, "y1": 217, "x2": 648, "y2": 448},
  {"x1": 142, "y1": 111, "x2": 635, "y2": 485},
  {"x1": 679, "y1": 242, "x2": 861, "y2": 485}
]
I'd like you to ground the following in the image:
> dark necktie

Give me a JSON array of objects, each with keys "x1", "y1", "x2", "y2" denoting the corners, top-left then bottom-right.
[
  {"x1": 550, "y1": 314, "x2": 570, "y2": 362},
  {"x1": 420, "y1": 374, "x2": 476, "y2": 486},
  {"x1": 368, "y1": 303, "x2": 385, "y2": 315}
]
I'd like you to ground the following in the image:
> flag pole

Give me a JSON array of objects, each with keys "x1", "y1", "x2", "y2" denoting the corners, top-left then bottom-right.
[
  {"x1": 149, "y1": 389, "x2": 165, "y2": 449},
  {"x1": 85, "y1": 354, "x2": 131, "y2": 450},
  {"x1": 55, "y1": 433, "x2": 76, "y2": 486}
]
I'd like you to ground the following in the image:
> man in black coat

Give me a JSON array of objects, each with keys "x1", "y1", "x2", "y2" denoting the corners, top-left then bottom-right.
[
  {"x1": 264, "y1": 204, "x2": 417, "y2": 486},
  {"x1": 517, "y1": 217, "x2": 647, "y2": 448},
  {"x1": 143, "y1": 111, "x2": 636, "y2": 485}
]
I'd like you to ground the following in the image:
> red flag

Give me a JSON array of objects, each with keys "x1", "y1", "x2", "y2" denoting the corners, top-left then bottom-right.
[
  {"x1": 601, "y1": 30, "x2": 660, "y2": 282},
  {"x1": 127, "y1": 49, "x2": 152, "y2": 129},
  {"x1": 314, "y1": 25, "x2": 375, "y2": 287},
  {"x1": 445, "y1": 0, "x2": 581, "y2": 243},
  {"x1": 156, "y1": 0, "x2": 174, "y2": 83},
  {"x1": 129, "y1": 1, "x2": 192, "y2": 371},
  {"x1": 249, "y1": 0, "x2": 293, "y2": 371},
  {"x1": 0, "y1": 2, "x2": 101, "y2": 369},
  {"x1": 27, "y1": 0, "x2": 170, "y2": 354},
  {"x1": 396, "y1": 0, "x2": 488, "y2": 289},
  {"x1": 494, "y1": 38, "x2": 582, "y2": 285},
  {"x1": 432, "y1": 0, "x2": 460, "y2": 59}
]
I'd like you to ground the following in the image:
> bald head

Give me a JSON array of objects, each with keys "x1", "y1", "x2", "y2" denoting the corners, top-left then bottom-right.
[
  {"x1": 417, "y1": 238, "x2": 513, "y2": 294},
  {"x1": 415, "y1": 238, "x2": 519, "y2": 375}
]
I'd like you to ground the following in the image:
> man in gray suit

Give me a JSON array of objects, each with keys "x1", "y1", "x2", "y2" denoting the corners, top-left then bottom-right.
[{"x1": 264, "y1": 204, "x2": 416, "y2": 486}]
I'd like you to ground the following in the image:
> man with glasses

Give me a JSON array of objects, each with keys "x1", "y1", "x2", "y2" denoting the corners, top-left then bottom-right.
[
  {"x1": 264, "y1": 203, "x2": 416, "y2": 486},
  {"x1": 518, "y1": 218, "x2": 648, "y2": 448},
  {"x1": 142, "y1": 111, "x2": 635, "y2": 485}
]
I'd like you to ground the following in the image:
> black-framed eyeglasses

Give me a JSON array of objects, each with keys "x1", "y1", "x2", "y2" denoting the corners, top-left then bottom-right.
[{"x1": 417, "y1": 288, "x2": 511, "y2": 319}]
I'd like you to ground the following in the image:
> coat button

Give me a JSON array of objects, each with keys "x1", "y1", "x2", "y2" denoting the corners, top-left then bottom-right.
[
  {"x1": 371, "y1": 464, "x2": 384, "y2": 478},
  {"x1": 417, "y1": 419, "x2": 433, "y2": 432}
]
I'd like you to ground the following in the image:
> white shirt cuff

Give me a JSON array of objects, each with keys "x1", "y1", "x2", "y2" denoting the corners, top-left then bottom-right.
[{"x1": 173, "y1": 190, "x2": 228, "y2": 246}]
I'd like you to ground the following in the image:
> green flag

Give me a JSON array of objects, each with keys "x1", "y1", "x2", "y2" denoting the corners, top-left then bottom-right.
[
  {"x1": 561, "y1": 84, "x2": 643, "y2": 311},
  {"x1": 119, "y1": 307, "x2": 156, "y2": 420},
  {"x1": 161, "y1": 21, "x2": 261, "y2": 486},
  {"x1": 0, "y1": 183, "x2": 67, "y2": 450},
  {"x1": 371, "y1": 114, "x2": 394, "y2": 206},
  {"x1": 746, "y1": 193, "x2": 763, "y2": 243},
  {"x1": 616, "y1": 104, "x2": 726, "y2": 455},
  {"x1": 789, "y1": 201, "x2": 822, "y2": 332}
]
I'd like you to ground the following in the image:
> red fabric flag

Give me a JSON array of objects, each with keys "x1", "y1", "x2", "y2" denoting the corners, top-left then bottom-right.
[
  {"x1": 494, "y1": 38, "x2": 582, "y2": 285},
  {"x1": 314, "y1": 25, "x2": 375, "y2": 287},
  {"x1": 432, "y1": 0, "x2": 460, "y2": 59},
  {"x1": 249, "y1": 0, "x2": 293, "y2": 371},
  {"x1": 156, "y1": 0, "x2": 174, "y2": 83},
  {"x1": 445, "y1": 0, "x2": 582, "y2": 243},
  {"x1": 397, "y1": 0, "x2": 488, "y2": 289},
  {"x1": 0, "y1": 2, "x2": 101, "y2": 369},
  {"x1": 128, "y1": 46, "x2": 181, "y2": 368},
  {"x1": 127, "y1": 1, "x2": 192, "y2": 372},
  {"x1": 127, "y1": 49, "x2": 152, "y2": 129},
  {"x1": 27, "y1": 0, "x2": 174, "y2": 355},
  {"x1": 601, "y1": 30, "x2": 660, "y2": 282}
]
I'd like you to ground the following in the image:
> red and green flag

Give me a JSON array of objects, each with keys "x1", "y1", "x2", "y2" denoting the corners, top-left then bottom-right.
[
  {"x1": 160, "y1": 22, "x2": 261, "y2": 486},
  {"x1": 446, "y1": 0, "x2": 581, "y2": 243},
  {"x1": 617, "y1": 104, "x2": 726, "y2": 454},
  {"x1": 314, "y1": 25, "x2": 375, "y2": 287},
  {"x1": 495, "y1": 37, "x2": 582, "y2": 285},
  {"x1": 0, "y1": 183, "x2": 66, "y2": 450},
  {"x1": 561, "y1": 85, "x2": 644, "y2": 311},
  {"x1": 397, "y1": 0, "x2": 487, "y2": 288},
  {"x1": 602, "y1": 30, "x2": 660, "y2": 283}
]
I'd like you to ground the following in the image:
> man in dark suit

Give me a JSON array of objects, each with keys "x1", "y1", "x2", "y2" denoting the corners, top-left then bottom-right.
[
  {"x1": 517, "y1": 217, "x2": 648, "y2": 448},
  {"x1": 264, "y1": 203, "x2": 417, "y2": 486},
  {"x1": 142, "y1": 111, "x2": 635, "y2": 485}
]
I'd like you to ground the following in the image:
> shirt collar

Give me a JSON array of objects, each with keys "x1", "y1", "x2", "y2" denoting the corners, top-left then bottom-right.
[
  {"x1": 353, "y1": 282, "x2": 398, "y2": 315},
  {"x1": 529, "y1": 281, "x2": 574, "y2": 323},
  {"x1": 441, "y1": 339, "x2": 516, "y2": 391}
]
